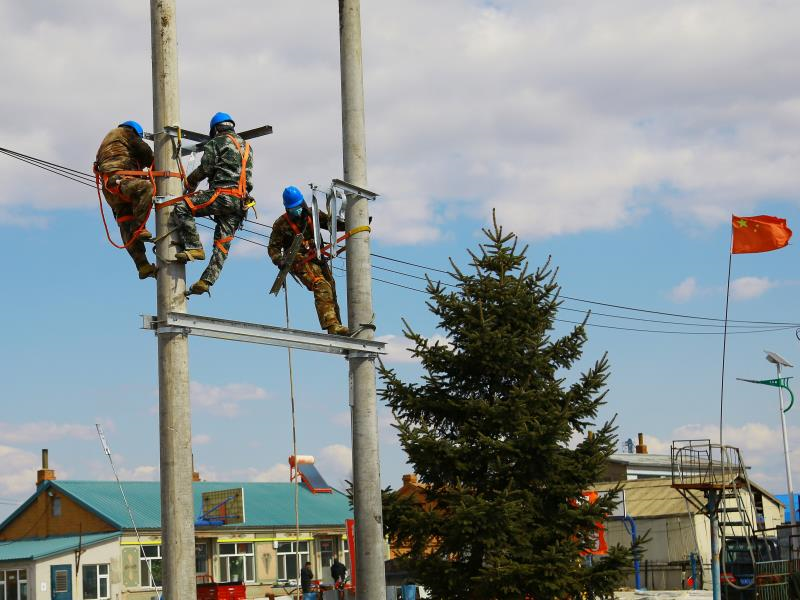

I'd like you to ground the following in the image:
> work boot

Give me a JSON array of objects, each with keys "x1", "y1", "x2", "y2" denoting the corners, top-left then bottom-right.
[
  {"x1": 187, "y1": 279, "x2": 212, "y2": 296},
  {"x1": 138, "y1": 263, "x2": 158, "y2": 280},
  {"x1": 175, "y1": 248, "x2": 205, "y2": 263},
  {"x1": 137, "y1": 228, "x2": 153, "y2": 242},
  {"x1": 327, "y1": 324, "x2": 350, "y2": 336}
]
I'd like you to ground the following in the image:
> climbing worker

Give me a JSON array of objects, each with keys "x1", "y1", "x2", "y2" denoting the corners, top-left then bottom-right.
[
  {"x1": 268, "y1": 186, "x2": 349, "y2": 336},
  {"x1": 171, "y1": 112, "x2": 254, "y2": 296},
  {"x1": 94, "y1": 120, "x2": 157, "y2": 279}
]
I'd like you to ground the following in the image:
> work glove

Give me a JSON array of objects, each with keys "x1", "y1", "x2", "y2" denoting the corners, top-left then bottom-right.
[{"x1": 184, "y1": 170, "x2": 202, "y2": 194}]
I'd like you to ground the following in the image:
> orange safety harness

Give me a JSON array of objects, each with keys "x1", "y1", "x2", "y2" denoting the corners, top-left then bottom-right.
[
  {"x1": 93, "y1": 163, "x2": 183, "y2": 250},
  {"x1": 284, "y1": 213, "x2": 370, "y2": 267},
  {"x1": 156, "y1": 134, "x2": 251, "y2": 214}
]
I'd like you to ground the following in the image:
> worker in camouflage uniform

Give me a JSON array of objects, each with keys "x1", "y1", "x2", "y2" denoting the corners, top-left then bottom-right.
[
  {"x1": 268, "y1": 186, "x2": 349, "y2": 335},
  {"x1": 94, "y1": 120, "x2": 157, "y2": 279},
  {"x1": 172, "y1": 112, "x2": 254, "y2": 296}
]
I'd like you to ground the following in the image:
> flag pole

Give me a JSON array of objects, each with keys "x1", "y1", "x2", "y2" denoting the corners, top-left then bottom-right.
[{"x1": 718, "y1": 224, "x2": 734, "y2": 446}]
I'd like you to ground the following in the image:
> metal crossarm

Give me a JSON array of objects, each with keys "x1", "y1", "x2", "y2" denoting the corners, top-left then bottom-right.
[
  {"x1": 142, "y1": 312, "x2": 385, "y2": 357},
  {"x1": 145, "y1": 124, "x2": 273, "y2": 156}
]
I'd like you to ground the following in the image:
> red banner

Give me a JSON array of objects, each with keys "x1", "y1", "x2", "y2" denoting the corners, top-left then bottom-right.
[{"x1": 345, "y1": 518, "x2": 357, "y2": 590}]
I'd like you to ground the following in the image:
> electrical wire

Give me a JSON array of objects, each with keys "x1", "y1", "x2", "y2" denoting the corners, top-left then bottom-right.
[{"x1": 3, "y1": 145, "x2": 800, "y2": 334}]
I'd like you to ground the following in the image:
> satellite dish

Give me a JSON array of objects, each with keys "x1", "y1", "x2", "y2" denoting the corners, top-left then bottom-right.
[{"x1": 765, "y1": 351, "x2": 793, "y2": 368}]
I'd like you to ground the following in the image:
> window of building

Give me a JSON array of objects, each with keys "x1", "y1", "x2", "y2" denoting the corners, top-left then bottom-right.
[
  {"x1": 140, "y1": 545, "x2": 163, "y2": 587},
  {"x1": 52, "y1": 497, "x2": 61, "y2": 517},
  {"x1": 195, "y1": 543, "x2": 209, "y2": 575},
  {"x1": 82, "y1": 564, "x2": 109, "y2": 600},
  {"x1": 218, "y1": 543, "x2": 254, "y2": 583},
  {"x1": 1, "y1": 569, "x2": 28, "y2": 600},
  {"x1": 341, "y1": 538, "x2": 350, "y2": 573},
  {"x1": 277, "y1": 541, "x2": 309, "y2": 583},
  {"x1": 54, "y1": 570, "x2": 68, "y2": 593},
  {"x1": 319, "y1": 539, "x2": 334, "y2": 571}
]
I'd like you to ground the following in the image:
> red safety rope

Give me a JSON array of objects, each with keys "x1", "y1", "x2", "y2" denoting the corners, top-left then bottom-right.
[{"x1": 93, "y1": 163, "x2": 183, "y2": 250}]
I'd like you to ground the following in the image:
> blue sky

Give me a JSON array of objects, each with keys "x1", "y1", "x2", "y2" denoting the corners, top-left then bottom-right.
[{"x1": 1, "y1": 0, "x2": 800, "y2": 520}]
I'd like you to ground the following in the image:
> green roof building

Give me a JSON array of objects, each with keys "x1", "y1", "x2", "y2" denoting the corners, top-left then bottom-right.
[{"x1": 0, "y1": 465, "x2": 354, "y2": 600}]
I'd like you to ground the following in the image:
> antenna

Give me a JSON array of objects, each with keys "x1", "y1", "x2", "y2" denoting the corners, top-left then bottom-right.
[{"x1": 95, "y1": 424, "x2": 158, "y2": 590}]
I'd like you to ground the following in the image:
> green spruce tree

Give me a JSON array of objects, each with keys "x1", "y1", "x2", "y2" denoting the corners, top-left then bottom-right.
[{"x1": 380, "y1": 214, "x2": 636, "y2": 599}]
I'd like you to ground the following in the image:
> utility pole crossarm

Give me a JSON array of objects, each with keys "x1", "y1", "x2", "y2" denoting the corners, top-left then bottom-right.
[{"x1": 142, "y1": 313, "x2": 386, "y2": 357}]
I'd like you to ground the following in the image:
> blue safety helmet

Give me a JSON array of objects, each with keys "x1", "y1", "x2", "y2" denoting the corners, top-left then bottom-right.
[
  {"x1": 119, "y1": 120, "x2": 144, "y2": 138},
  {"x1": 209, "y1": 112, "x2": 235, "y2": 135},
  {"x1": 282, "y1": 186, "x2": 305, "y2": 210}
]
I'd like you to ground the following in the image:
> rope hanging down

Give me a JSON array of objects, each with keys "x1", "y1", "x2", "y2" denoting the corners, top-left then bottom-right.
[
  {"x1": 93, "y1": 163, "x2": 184, "y2": 250},
  {"x1": 284, "y1": 285, "x2": 303, "y2": 600}
]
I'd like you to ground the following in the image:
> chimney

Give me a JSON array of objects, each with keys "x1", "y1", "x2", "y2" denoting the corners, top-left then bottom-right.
[
  {"x1": 402, "y1": 474, "x2": 418, "y2": 486},
  {"x1": 635, "y1": 433, "x2": 648, "y2": 454},
  {"x1": 192, "y1": 454, "x2": 201, "y2": 482},
  {"x1": 37, "y1": 449, "x2": 56, "y2": 486}
]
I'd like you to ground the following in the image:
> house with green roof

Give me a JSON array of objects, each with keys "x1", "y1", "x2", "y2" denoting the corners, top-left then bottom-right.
[{"x1": 0, "y1": 459, "x2": 353, "y2": 600}]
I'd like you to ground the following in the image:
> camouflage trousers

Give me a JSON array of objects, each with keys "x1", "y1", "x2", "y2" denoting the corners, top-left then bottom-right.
[
  {"x1": 171, "y1": 192, "x2": 245, "y2": 285},
  {"x1": 293, "y1": 261, "x2": 342, "y2": 329},
  {"x1": 101, "y1": 177, "x2": 153, "y2": 271}
]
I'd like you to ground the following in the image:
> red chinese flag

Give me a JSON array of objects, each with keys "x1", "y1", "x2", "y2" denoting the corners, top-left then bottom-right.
[{"x1": 731, "y1": 215, "x2": 792, "y2": 254}]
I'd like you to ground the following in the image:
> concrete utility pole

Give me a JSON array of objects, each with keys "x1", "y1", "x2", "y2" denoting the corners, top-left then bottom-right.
[
  {"x1": 150, "y1": 2, "x2": 196, "y2": 600},
  {"x1": 338, "y1": 1, "x2": 386, "y2": 598}
]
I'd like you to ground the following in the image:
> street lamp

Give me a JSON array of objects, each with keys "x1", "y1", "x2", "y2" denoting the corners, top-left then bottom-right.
[
  {"x1": 737, "y1": 351, "x2": 797, "y2": 555},
  {"x1": 765, "y1": 351, "x2": 797, "y2": 544}
]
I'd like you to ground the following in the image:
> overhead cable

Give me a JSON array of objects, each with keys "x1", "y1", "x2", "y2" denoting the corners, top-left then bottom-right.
[{"x1": 3, "y1": 146, "x2": 799, "y2": 333}]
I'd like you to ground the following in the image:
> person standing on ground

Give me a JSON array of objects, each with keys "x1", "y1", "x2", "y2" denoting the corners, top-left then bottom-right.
[
  {"x1": 301, "y1": 561, "x2": 315, "y2": 600},
  {"x1": 94, "y1": 120, "x2": 157, "y2": 279},
  {"x1": 330, "y1": 555, "x2": 347, "y2": 598}
]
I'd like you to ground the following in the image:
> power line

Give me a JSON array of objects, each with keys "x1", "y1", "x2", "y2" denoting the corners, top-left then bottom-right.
[{"x1": 3, "y1": 145, "x2": 799, "y2": 332}]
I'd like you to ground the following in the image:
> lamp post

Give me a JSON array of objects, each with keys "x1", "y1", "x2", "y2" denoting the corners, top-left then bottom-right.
[
  {"x1": 766, "y1": 351, "x2": 797, "y2": 552},
  {"x1": 738, "y1": 350, "x2": 797, "y2": 555}
]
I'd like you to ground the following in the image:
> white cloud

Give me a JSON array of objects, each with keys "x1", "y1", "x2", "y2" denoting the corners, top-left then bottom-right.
[
  {"x1": 377, "y1": 335, "x2": 417, "y2": 364},
  {"x1": 0, "y1": 445, "x2": 38, "y2": 498},
  {"x1": 194, "y1": 434, "x2": 212, "y2": 445},
  {"x1": 248, "y1": 463, "x2": 290, "y2": 483},
  {"x1": 377, "y1": 334, "x2": 451, "y2": 364},
  {"x1": 0, "y1": 422, "x2": 96, "y2": 444},
  {"x1": 117, "y1": 465, "x2": 159, "y2": 481},
  {"x1": 2, "y1": 1, "x2": 799, "y2": 242},
  {"x1": 672, "y1": 422, "x2": 786, "y2": 470},
  {"x1": 730, "y1": 276, "x2": 777, "y2": 300},
  {"x1": 621, "y1": 423, "x2": 800, "y2": 493},
  {"x1": 669, "y1": 277, "x2": 699, "y2": 303},
  {"x1": 190, "y1": 381, "x2": 269, "y2": 418},
  {"x1": 317, "y1": 444, "x2": 353, "y2": 490}
]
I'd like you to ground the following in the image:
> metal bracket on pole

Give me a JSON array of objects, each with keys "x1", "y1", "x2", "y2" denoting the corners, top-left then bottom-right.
[
  {"x1": 142, "y1": 313, "x2": 385, "y2": 357},
  {"x1": 308, "y1": 179, "x2": 379, "y2": 262},
  {"x1": 145, "y1": 124, "x2": 273, "y2": 156},
  {"x1": 309, "y1": 185, "x2": 324, "y2": 261},
  {"x1": 346, "y1": 351, "x2": 376, "y2": 360},
  {"x1": 331, "y1": 178, "x2": 378, "y2": 201},
  {"x1": 737, "y1": 376, "x2": 795, "y2": 412}
]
